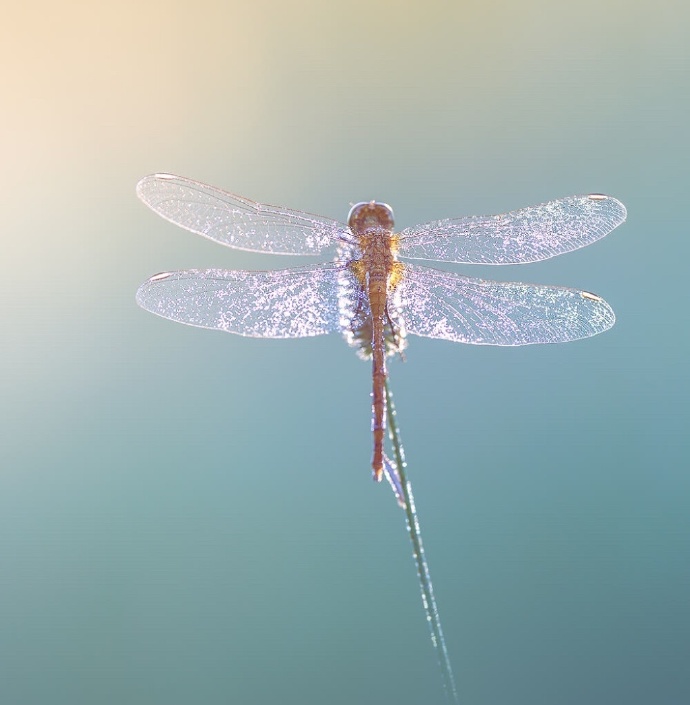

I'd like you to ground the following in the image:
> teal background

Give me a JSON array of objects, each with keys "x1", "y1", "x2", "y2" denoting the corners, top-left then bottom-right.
[{"x1": 2, "y1": 1, "x2": 688, "y2": 703}]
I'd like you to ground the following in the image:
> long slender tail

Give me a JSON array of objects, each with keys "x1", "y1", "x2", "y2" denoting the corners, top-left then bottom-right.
[{"x1": 371, "y1": 315, "x2": 386, "y2": 482}]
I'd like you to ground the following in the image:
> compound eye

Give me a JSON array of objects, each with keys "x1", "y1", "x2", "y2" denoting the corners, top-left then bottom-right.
[
  {"x1": 347, "y1": 201, "x2": 395, "y2": 230},
  {"x1": 347, "y1": 202, "x2": 369, "y2": 223},
  {"x1": 379, "y1": 202, "x2": 394, "y2": 222}
]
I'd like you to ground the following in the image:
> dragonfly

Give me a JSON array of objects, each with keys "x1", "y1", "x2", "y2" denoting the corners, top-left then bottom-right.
[{"x1": 136, "y1": 174, "x2": 626, "y2": 487}]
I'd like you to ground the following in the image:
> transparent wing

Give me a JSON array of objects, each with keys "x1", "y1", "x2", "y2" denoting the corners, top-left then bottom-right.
[
  {"x1": 399, "y1": 263, "x2": 615, "y2": 345},
  {"x1": 137, "y1": 174, "x2": 349, "y2": 255},
  {"x1": 136, "y1": 264, "x2": 342, "y2": 338},
  {"x1": 397, "y1": 194, "x2": 626, "y2": 264}
]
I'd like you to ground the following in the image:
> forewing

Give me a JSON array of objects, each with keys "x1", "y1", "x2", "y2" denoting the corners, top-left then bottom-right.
[
  {"x1": 398, "y1": 194, "x2": 626, "y2": 264},
  {"x1": 136, "y1": 264, "x2": 342, "y2": 338},
  {"x1": 399, "y1": 264, "x2": 615, "y2": 345},
  {"x1": 137, "y1": 174, "x2": 348, "y2": 255}
]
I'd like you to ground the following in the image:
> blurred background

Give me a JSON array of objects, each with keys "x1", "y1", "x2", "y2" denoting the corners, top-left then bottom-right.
[{"x1": 1, "y1": 1, "x2": 688, "y2": 703}]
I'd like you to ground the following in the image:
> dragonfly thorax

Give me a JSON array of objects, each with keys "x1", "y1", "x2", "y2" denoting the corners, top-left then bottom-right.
[{"x1": 347, "y1": 201, "x2": 395, "y2": 233}]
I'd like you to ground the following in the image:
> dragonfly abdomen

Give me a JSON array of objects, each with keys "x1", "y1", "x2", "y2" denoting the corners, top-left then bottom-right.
[{"x1": 369, "y1": 279, "x2": 388, "y2": 483}]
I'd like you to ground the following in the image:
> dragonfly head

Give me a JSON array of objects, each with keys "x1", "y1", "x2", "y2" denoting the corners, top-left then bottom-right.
[{"x1": 347, "y1": 200, "x2": 395, "y2": 233}]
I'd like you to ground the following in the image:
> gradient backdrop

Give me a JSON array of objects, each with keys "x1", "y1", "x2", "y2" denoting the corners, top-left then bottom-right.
[{"x1": 2, "y1": 1, "x2": 689, "y2": 704}]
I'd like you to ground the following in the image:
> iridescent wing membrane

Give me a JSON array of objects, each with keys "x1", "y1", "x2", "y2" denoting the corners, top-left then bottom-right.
[
  {"x1": 138, "y1": 265, "x2": 344, "y2": 338},
  {"x1": 136, "y1": 174, "x2": 349, "y2": 338},
  {"x1": 136, "y1": 174, "x2": 626, "y2": 345},
  {"x1": 396, "y1": 194, "x2": 626, "y2": 265},
  {"x1": 136, "y1": 173, "x2": 345, "y2": 255}
]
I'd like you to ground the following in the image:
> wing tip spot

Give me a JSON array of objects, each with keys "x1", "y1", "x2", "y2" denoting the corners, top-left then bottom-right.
[
  {"x1": 587, "y1": 193, "x2": 627, "y2": 224},
  {"x1": 149, "y1": 272, "x2": 174, "y2": 283}
]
